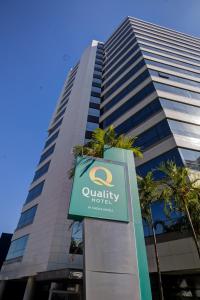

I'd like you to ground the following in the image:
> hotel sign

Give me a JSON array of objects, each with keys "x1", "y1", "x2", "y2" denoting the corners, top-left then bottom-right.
[{"x1": 68, "y1": 157, "x2": 129, "y2": 222}]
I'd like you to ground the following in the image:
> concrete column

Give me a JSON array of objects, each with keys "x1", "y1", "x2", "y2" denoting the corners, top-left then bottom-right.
[
  {"x1": 83, "y1": 148, "x2": 152, "y2": 300},
  {"x1": 0, "y1": 280, "x2": 7, "y2": 300},
  {"x1": 23, "y1": 277, "x2": 35, "y2": 300},
  {"x1": 48, "y1": 282, "x2": 59, "y2": 300}
]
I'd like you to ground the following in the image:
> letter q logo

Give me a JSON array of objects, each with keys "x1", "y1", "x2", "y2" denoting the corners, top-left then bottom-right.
[{"x1": 89, "y1": 166, "x2": 114, "y2": 187}]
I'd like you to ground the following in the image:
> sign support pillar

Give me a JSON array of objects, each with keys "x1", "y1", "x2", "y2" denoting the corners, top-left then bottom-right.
[{"x1": 83, "y1": 148, "x2": 152, "y2": 300}]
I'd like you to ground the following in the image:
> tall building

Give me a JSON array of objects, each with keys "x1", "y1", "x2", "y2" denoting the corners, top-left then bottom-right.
[{"x1": 0, "y1": 17, "x2": 200, "y2": 299}]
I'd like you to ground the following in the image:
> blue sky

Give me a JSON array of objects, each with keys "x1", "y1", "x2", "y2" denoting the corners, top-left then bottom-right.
[{"x1": 0, "y1": 0, "x2": 200, "y2": 233}]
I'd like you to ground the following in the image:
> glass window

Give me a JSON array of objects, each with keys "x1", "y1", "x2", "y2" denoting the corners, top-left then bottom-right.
[
  {"x1": 115, "y1": 99, "x2": 162, "y2": 134},
  {"x1": 135, "y1": 29, "x2": 200, "y2": 54},
  {"x1": 17, "y1": 206, "x2": 37, "y2": 229},
  {"x1": 103, "y1": 60, "x2": 146, "y2": 100},
  {"x1": 102, "y1": 70, "x2": 150, "y2": 108},
  {"x1": 168, "y1": 119, "x2": 200, "y2": 140},
  {"x1": 142, "y1": 50, "x2": 200, "y2": 71},
  {"x1": 25, "y1": 181, "x2": 45, "y2": 204},
  {"x1": 160, "y1": 98, "x2": 200, "y2": 116},
  {"x1": 105, "y1": 25, "x2": 131, "y2": 51},
  {"x1": 136, "y1": 148, "x2": 183, "y2": 179},
  {"x1": 91, "y1": 86, "x2": 101, "y2": 93},
  {"x1": 90, "y1": 96, "x2": 101, "y2": 104},
  {"x1": 89, "y1": 102, "x2": 99, "y2": 110},
  {"x1": 6, "y1": 235, "x2": 29, "y2": 260},
  {"x1": 39, "y1": 144, "x2": 55, "y2": 164},
  {"x1": 93, "y1": 70, "x2": 102, "y2": 77},
  {"x1": 132, "y1": 21, "x2": 200, "y2": 50},
  {"x1": 106, "y1": 31, "x2": 134, "y2": 62},
  {"x1": 134, "y1": 120, "x2": 172, "y2": 150},
  {"x1": 48, "y1": 118, "x2": 63, "y2": 136},
  {"x1": 68, "y1": 72, "x2": 76, "y2": 83},
  {"x1": 138, "y1": 37, "x2": 200, "y2": 59},
  {"x1": 143, "y1": 201, "x2": 183, "y2": 237},
  {"x1": 96, "y1": 50, "x2": 104, "y2": 57},
  {"x1": 97, "y1": 43, "x2": 104, "y2": 50},
  {"x1": 102, "y1": 53, "x2": 143, "y2": 91},
  {"x1": 88, "y1": 108, "x2": 100, "y2": 117},
  {"x1": 60, "y1": 95, "x2": 69, "y2": 104},
  {"x1": 64, "y1": 82, "x2": 73, "y2": 94},
  {"x1": 150, "y1": 69, "x2": 200, "y2": 88},
  {"x1": 67, "y1": 74, "x2": 76, "y2": 86},
  {"x1": 95, "y1": 59, "x2": 103, "y2": 66},
  {"x1": 105, "y1": 38, "x2": 137, "y2": 72},
  {"x1": 179, "y1": 148, "x2": 200, "y2": 171},
  {"x1": 62, "y1": 89, "x2": 71, "y2": 99},
  {"x1": 69, "y1": 222, "x2": 83, "y2": 254},
  {"x1": 92, "y1": 77, "x2": 102, "y2": 85},
  {"x1": 86, "y1": 122, "x2": 99, "y2": 131},
  {"x1": 101, "y1": 83, "x2": 155, "y2": 126},
  {"x1": 93, "y1": 73, "x2": 102, "y2": 80},
  {"x1": 154, "y1": 82, "x2": 200, "y2": 101},
  {"x1": 95, "y1": 65, "x2": 103, "y2": 72},
  {"x1": 57, "y1": 99, "x2": 69, "y2": 113},
  {"x1": 140, "y1": 43, "x2": 200, "y2": 64},
  {"x1": 92, "y1": 81, "x2": 101, "y2": 88},
  {"x1": 105, "y1": 19, "x2": 129, "y2": 49},
  {"x1": 94, "y1": 66, "x2": 102, "y2": 73},
  {"x1": 44, "y1": 131, "x2": 59, "y2": 149},
  {"x1": 87, "y1": 115, "x2": 99, "y2": 123},
  {"x1": 103, "y1": 42, "x2": 139, "y2": 78},
  {"x1": 145, "y1": 59, "x2": 200, "y2": 79},
  {"x1": 33, "y1": 161, "x2": 50, "y2": 182},
  {"x1": 96, "y1": 54, "x2": 103, "y2": 61},
  {"x1": 91, "y1": 91, "x2": 101, "y2": 98},
  {"x1": 53, "y1": 108, "x2": 66, "y2": 123}
]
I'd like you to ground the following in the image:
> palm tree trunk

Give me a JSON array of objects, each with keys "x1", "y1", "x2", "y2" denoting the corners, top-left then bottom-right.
[
  {"x1": 150, "y1": 206, "x2": 165, "y2": 300},
  {"x1": 184, "y1": 203, "x2": 200, "y2": 259}
]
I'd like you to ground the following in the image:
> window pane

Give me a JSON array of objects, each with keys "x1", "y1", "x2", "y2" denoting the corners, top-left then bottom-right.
[
  {"x1": 44, "y1": 131, "x2": 59, "y2": 149},
  {"x1": 91, "y1": 86, "x2": 101, "y2": 93},
  {"x1": 154, "y1": 82, "x2": 200, "y2": 101},
  {"x1": 86, "y1": 122, "x2": 99, "y2": 131},
  {"x1": 25, "y1": 180, "x2": 45, "y2": 204},
  {"x1": 146, "y1": 59, "x2": 200, "y2": 79},
  {"x1": 136, "y1": 148, "x2": 183, "y2": 178},
  {"x1": 39, "y1": 144, "x2": 55, "y2": 164},
  {"x1": 88, "y1": 108, "x2": 100, "y2": 117},
  {"x1": 143, "y1": 50, "x2": 200, "y2": 71},
  {"x1": 32, "y1": 161, "x2": 50, "y2": 182},
  {"x1": 17, "y1": 206, "x2": 37, "y2": 229},
  {"x1": 90, "y1": 96, "x2": 100, "y2": 104},
  {"x1": 134, "y1": 120, "x2": 171, "y2": 150},
  {"x1": 150, "y1": 69, "x2": 200, "y2": 88},
  {"x1": 69, "y1": 222, "x2": 83, "y2": 254},
  {"x1": 103, "y1": 60, "x2": 146, "y2": 100},
  {"x1": 115, "y1": 99, "x2": 162, "y2": 134},
  {"x1": 48, "y1": 118, "x2": 63, "y2": 136},
  {"x1": 160, "y1": 98, "x2": 200, "y2": 117},
  {"x1": 168, "y1": 120, "x2": 200, "y2": 139},
  {"x1": 6, "y1": 235, "x2": 29, "y2": 260},
  {"x1": 101, "y1": 82, "x2": 155, "y2": 122},
  {"x1": 179, "y1": 148, "x2": 200, "y2": 171},
  {"x1": 92, "y1": 77, "x2": 102, "y2": 85}
]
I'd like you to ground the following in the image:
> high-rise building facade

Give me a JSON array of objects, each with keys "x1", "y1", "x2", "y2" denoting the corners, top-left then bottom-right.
[{"x1": 0, "y1": 17, "x2": 200, "y2": 299}]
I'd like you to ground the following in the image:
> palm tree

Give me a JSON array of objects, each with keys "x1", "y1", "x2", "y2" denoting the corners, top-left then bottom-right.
[
  {"x1": 158, "y1": 161, "x2": 200, "y2": 259},
  {"x1": 69, "y1": 125, "x2": 142, "y2": 178},
  {"x1": 137, "y1": 172, "x2": 165, "y2": 300}
]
